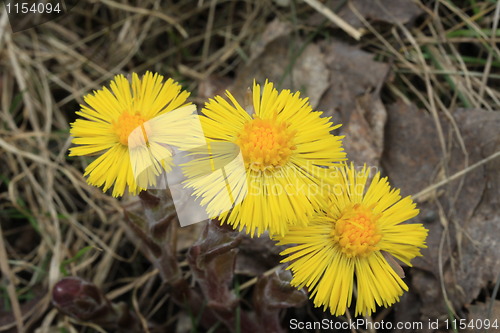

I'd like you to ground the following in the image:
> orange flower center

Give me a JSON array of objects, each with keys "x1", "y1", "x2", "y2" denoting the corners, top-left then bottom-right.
[
  {"x1": 331, "y1": 204, "x2": 382, "y2": 258},
  {"x1": 236, "y1": 117, "x2": 296, "y2": 172},
  {"x1": 114, "y1": 112, "x2": 148, "y2": 146}
]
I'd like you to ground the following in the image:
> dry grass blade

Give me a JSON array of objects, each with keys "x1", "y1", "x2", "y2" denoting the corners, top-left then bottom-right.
[
  {"x1": 0, "y1": 0, "x2": 498, "y2": 331},
  {"x1": 479, "y1": 0, "x2": 500, "y2": 101},
  {"x1": 413, "y1": 150, "x2": 500, "y2": 201},
  {"x1": 100, "y1": 0, "x2": 188, "y2": 38},
  {"x1": 303, "y1": 0, "x2": 362, "y2": 40},
  {"x1": 0, "y1": 226, "x2": 25, "y2": 333}
]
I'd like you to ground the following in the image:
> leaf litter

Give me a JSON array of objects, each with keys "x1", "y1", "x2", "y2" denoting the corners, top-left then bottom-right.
[
  {"x1": 384, "y1": 101, "x2": 500, "y2": 325},
  {"x1": 200, "y1": 13, "x2": 500, "y2": 326},
  {"x1": 1, "y1": 0, "x2": 500, "y2": 331}
]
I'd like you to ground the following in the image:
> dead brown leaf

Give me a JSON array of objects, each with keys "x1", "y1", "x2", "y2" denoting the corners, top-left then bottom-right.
[
  {"x1": 215, "y1": 22, "x2": 389, "y2": 169},
  {"x1": 235, "y1": 233, "x2": 284, "y2": 276},
  {"x1": 465, "y1": 300, "x2": 500, "y2": 333},
  {"x1": 320, "y1": 0, "x2": 423, "y2": 29},
  {"x1": 451, "y1": 108, "x2": 500, "y2": 306},
  {"x1": 341, "y1": 93, "x2": 387, "y2": 167},
  {"x1": 383, "y1": 102, "x2": 500, "y2": 321},
  {"x1": 231, "y1": 19, "x2": 329, "y2": 108},
  {"x1": 382, "y1": 101, "x2": 447, "y2": 273},
  {"x1": 318, "y1": 40, "x2": 389, "y2": 167}
]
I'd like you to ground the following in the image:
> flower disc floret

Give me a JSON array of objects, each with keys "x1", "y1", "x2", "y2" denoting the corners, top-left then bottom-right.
[
  {"x1": 114, "y1": 112, "x2": 148, "y2": 146},
  {"x1": 69, "y1": 72, "x2": 191, "y2": 197},
  {"x1": 275, "y1": 164, "x2": 428, "y2": 316},
  {"x1": 183, "y1": 80, "x2": 346, "y2": 236},
  {"x1": 332, "y1": 204, "x2": 382, "y2": 258},
  {"x1": 236, "y1": 117, "x2": 297, "y2": 172}
]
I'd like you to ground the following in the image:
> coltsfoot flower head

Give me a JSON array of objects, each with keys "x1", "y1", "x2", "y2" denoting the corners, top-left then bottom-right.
[
  {"x1": 275, "y1": 164, "x2": 428, "y2": 316},
  {"x1": 69, "y1": 72, "x2": 193, "y2": 197},
  {"x1": 183, "y1": 80, "x2": 346, "y2": 237}
]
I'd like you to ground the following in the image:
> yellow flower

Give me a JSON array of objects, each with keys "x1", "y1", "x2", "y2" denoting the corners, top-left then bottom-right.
[
  {"x1": 69, "y1": 72, "x2": 194, "y2": 197},
  {"x1": 275, "y1": 164, "x2": 428, "y2": 316},
  {"x1": 183, "y1": 81, "x2": 346, "y2": 236}
]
